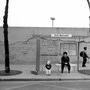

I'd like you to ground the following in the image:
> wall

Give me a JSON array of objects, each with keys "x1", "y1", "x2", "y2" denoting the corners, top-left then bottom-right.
[{"x1": 0, "y1": 27, "x2": 89, "y2": 65}]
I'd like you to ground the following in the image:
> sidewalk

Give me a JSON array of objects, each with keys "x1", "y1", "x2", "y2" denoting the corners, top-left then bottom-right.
[{"x1": 0, "y1": 64, "x2": 90, "y2": 81}]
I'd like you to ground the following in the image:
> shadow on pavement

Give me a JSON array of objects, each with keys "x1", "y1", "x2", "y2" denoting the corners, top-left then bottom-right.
[
  {"x1": 0, "y1": 70, "x2": 22, "y2": 76},
  {"x1": 79, "y1": 69, "x2": 90, "y2": 75}
]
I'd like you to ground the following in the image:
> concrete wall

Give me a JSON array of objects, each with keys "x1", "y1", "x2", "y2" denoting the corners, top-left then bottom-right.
[
  {"x1": 0, "y1": 27, "x2": 89, "y2": 65},
  {"x1": 0, "y1": 27, "x2": 89, "y2": 43}
]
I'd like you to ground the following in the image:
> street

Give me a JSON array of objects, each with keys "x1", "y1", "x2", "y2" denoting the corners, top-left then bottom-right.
[{"x1": 1, "y1": 80, "x2": 90, "y2": 90}]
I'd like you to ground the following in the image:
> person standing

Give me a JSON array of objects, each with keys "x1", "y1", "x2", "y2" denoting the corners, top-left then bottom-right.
[
  {"x1": 61, "y1": 52, "x2": 71, "y2": 73},
  {"x1": 80, "y1": 47, "x2": 89, "y2": 67}
]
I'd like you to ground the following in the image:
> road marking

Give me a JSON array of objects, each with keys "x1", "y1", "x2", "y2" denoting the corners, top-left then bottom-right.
[
  {"x1": 40, "y1": 83, "x2": 79, "y2": 90},
  {"x1": 3, "y1": 80, "x2": 90, "y2": 90},
  {"x1": 6, "y1": 81, "x2": 42, "y2": 90},
  {"x1": 6, "y1": 82, "x2": 79, "y2": 90}
]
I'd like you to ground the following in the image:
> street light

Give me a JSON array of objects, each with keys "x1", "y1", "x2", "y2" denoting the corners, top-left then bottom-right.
[
  {"x1": 50, "y1": 17, "x2": 55, "y2": 28},
  {"x1": 3, "y1": 0, "x2": 10, "y2": 73},
  {"x1": 89, "y1": 16, "x2": 90, "y2": 33},
  {"x1": 87, "y1": 0, "x2": 90, "y2": 33}
]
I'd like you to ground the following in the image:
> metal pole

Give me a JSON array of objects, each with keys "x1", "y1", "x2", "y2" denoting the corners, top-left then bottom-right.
[
  {"x1": 87, "y1": 0, "x2": 90, "y2": 34},
  {"x1": 89, "y1": 16, "x2": 90, "y2": 33},
  {"x1": 3, "y1": 0, "x2": 10, "y2": 73},
  {"x1": 36, "y1": 38, "x2": 40, "y2": 74},
  {"x1": 52, "y1": 20, "x2": 54, "y2": 28},
  {"x1": 77, "y1": 42, "x2": 80, "y2": 71}
]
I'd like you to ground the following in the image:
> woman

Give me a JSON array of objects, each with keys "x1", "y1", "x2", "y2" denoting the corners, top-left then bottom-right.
[{"x1": 61, "y1": 52, "x2": 71, "y2": 73}]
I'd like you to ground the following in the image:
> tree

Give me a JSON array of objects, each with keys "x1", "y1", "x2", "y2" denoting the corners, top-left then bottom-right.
[
  {"x1": 87, "y1": 0, "x2": 90, "y2": 9},
  {"x1": 3, "y1": 0, "x2": 10, "y2": 73}
]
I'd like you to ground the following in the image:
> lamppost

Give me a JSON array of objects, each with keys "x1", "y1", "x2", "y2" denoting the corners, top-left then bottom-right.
[
  {"x1": 87, "y1": 0, "x2": 90, "y2": 33},
  {"x1": 3, "y1": 0, "x2": 10, "y2": 73},
  {"x1": 50, "y1": 17, "x2": 55, "y2": 28}
]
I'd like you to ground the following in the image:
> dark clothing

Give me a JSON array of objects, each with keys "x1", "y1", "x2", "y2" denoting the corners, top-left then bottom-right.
[
  {"x1": 61, "y1": 56, "x2": 70, "y2": 64},
  {"x1": 82, "y1": 51, "x2": 89, "y2": 58},
  {"x1": 61, "y1": 63, "x2": 71, "y2": 73},
  {"x1": 45, "y1": 64, "x2": 52, "y2": 70},
  {"x1": 81, "y1": 51, "x2": 89, "y2": 67},
  {"x1": 82, "y1": 58, "x2": 87, "y2": 67},
  {"x1": 61, "y1": 56, "x2": 71, "y2": 73}
]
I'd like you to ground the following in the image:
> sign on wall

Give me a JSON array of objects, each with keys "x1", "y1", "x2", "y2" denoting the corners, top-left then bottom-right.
[{"x1": 51, "y1": 34, "x2": 72, "y2": 37}]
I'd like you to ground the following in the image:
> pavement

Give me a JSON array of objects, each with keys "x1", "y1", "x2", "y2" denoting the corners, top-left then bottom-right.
[{"x1": 0, "y1": 64, "x2": 90, "y2": 81}]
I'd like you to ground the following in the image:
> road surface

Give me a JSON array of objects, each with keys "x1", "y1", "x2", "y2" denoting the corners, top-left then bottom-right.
[{"x1": 0, "y1": 80, "x2": 90, "y2": 90}]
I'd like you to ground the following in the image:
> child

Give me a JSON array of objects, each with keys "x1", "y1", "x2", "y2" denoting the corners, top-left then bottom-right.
[{"x1": 45, "y1": 60, "x2": 52, "y2": 75}]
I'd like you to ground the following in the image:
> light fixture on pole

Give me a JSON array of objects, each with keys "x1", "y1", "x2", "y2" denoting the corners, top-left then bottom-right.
[{"x1": 50, "y1": 17, "x2": 55, "y2": 28}]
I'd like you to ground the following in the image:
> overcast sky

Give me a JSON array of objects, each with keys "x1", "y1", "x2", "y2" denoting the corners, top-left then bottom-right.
[{"x1": 0, "y1": 0, "x2": 89, "y2": 27}]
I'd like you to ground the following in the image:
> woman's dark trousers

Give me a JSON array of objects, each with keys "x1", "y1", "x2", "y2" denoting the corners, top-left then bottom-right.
[{"x1": 61, "y1": 64, "x2": 71, "y2": 73}]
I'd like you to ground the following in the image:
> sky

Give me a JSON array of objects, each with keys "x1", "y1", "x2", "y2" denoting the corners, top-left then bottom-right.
[{"x1": 0, "y1": 0, "x2": 90, "y2": 27}]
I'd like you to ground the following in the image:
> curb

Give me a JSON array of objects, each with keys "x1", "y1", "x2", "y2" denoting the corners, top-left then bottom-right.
[
  {"x1": 0, "y1": 78, "x2": 61, "y2": 81},
  {"x1": 0, "y1": 78, "x2": 90, "y2": 81}
]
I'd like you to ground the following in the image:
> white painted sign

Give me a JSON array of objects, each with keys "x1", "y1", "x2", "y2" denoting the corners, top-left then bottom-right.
[{"x1": 51, "y1": 34, "x2": 72, "y2": 37}]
